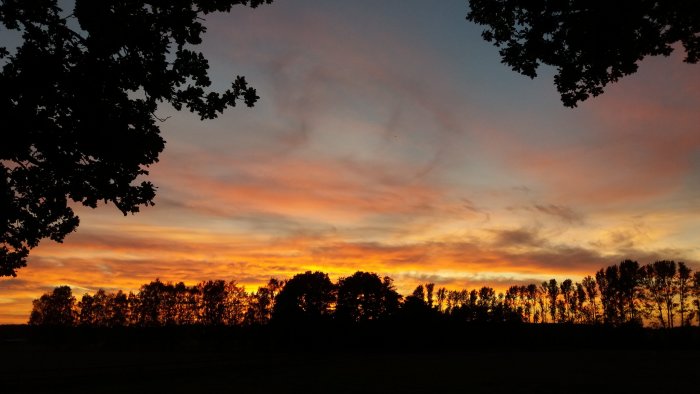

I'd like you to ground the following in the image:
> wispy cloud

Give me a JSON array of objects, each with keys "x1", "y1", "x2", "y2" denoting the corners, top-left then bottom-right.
[{"x1": 533, "y1": 204, "x2": 584, "y2": 225}]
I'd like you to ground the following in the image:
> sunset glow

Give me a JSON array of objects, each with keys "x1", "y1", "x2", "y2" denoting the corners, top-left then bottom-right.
[{"x1": 1, "y1": 0, "x2": 699, "y2": 323}]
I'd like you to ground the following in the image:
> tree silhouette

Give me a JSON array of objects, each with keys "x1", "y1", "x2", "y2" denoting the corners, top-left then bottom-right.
[
  {"x1": 435, "y1": 286, "x2": 447, "y2": 313},
  {"x1": 223, "y1": 280, "x2": 248, "y2": 325},
  {"x1": 0, "y1": 0, "x2": 272, "y2": 276},
  {"x1": 573, "y1": 282, "x2": 586, "y2": 323},
  {"x1": 78, "y1": 289, "x2": 111, "y2": 327},
  {"x1": 272, "y1": 271, "x2": 336, "y2": 323},
  {"x1": 477, "y1": 286, "x2": 496, "y2": 321},
  {"x1": 617, "y1": 260, "x2": 641, "y2": 324},
  {"x1": 125, "y1": 291, "x2": 141, "y2": 326},
  {"x1": 467, "y1": 1, "x2": 700, "y2": 107},
  {"x1": 109, "y1": 290, "x2": 130, "y2": 326},
  {"x1": 596, "y1": 266, "x2": 615, "y2": 324},
  {"x1": 581, "y1": 275, "x2": 599, "y2": 324},
  {"x1": 400, "y1": 284, "x2": 435, "y2": 321},
  {"x1": 135, "y1": 279, "x2": 168, "y2": 326},
  {"x1": 336, "y1": 271, "x2": 401, "y2": 323},
  {"x1": 692, "y1": 272, "x2": 700, "y2": 326},
  {"x1": 172, "y1": 282, "x2": 198, "y2": 325},
  {"x1": 504, "y1": 286, "x2": 520, "y2": 320},
  {"x1": 677, "y1": 262, "x2": 692, "y2": 326},
  {"x1": 28, "y1": 285, "x2": 76, "y2": 326},
  {"x1": 199, "y1": 280, "x2": 228, "y2": 326},
  {"x1": 25, "y1": 262, "x2": 700, "y2": 329},
  {"x1": 525, "y1": 284, "x2": 538, "y2": 323},
  {"x1": 425, "y1": 283, "x2": 435, "y2": 310},
  {"x1": 545, "y1": 279, "x2": 558, "y2": 322},
  {"x1": 443, "y1": 288, "x2": 468, "y2": 315},
  {"x1": 640, "y1": 261, "x2": 677, "y2": 328},
  {"x1": 595, "y1": 260, "x2": 642, "y2": 326},
  {"x1": 537, "y1": 282, "x2": 548, "y2": 323},
  {"x1": 246, "y1": 278, "x2": 284, "y2": 325},
  {"x1": 559, "y1": 279, "x2": 573, "y2": 323}
]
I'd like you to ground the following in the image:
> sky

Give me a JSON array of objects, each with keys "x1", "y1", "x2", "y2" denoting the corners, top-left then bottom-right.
[{"x1": 2, "y1": 0, "x2": 700, "y2": 323}]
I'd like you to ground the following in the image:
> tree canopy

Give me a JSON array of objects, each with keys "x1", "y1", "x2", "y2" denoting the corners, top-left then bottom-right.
[
  {"x1": 272, "y1": 271, "x2": 336, "y2": 323},
  {"x1": 29, "y1": 260, "x2": 700, "y2": 328},
  {"x1": 336, "y1": 271, "x2": 401, "y2": 322},
  {"x1": 28, "y1": 285, "x2": 76, "y2": 326},
  {"x1": 28, "y1": 261, "x2": 700, "y2": 328},
  {"x1": 0, "y1": 0, "x2": 272, "y2": 276},
  {"x1": 467, "y1": 0, "x2": 700, "y2": 107}
]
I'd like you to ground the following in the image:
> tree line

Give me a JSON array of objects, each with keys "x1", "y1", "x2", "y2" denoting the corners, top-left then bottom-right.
[{"x1": 28, "y1": 260, "x2": 700, "y2": 328}]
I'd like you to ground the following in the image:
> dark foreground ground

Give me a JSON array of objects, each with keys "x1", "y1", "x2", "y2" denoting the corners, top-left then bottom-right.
[{"x1": 2, "y1": 324, "x2": 699, "y2": 393}]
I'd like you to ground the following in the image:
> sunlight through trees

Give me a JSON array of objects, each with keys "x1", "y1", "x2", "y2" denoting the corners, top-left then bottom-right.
[{"x1": 28, "y1": 260, "x2": 700, "y2": 328}]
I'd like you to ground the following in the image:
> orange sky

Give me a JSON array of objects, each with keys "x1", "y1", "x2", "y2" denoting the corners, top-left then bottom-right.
[{"x1": 2, "y1": 0, "x2": 700, "y2": 323}]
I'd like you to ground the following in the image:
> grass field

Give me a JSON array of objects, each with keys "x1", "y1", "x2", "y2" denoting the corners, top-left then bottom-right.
[
  {"x1": 2, "y1": 324, "x2": 699, "y2": 393},
  {"x1": 3, "y1": 349, "x2": 699, "y2": 393}
]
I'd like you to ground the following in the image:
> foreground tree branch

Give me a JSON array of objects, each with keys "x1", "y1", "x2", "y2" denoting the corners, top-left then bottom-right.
[
  {"x1": 0, "y1": 0, "x2": 272, "y2": 276},
  {"x1": 467, "y1": 0, "x2": 700, "y2": 107}
]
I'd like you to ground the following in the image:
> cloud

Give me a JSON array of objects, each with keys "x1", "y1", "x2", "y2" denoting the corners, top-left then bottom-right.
[
  {"x1": 490, "y1": 227, "x2": 545, "y2": 248},
  {"x1": 533, "y1": 204, "x2": 584, "y2": 225},
  {"x1": 467, "y1": 54, "x2": 700, "y2": 210},
  {"x1": 392, "y1": 271, "x2": 554, "y2": 292}
]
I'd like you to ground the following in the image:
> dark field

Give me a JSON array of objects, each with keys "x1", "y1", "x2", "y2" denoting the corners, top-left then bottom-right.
[{"x1": 2, "y1": 325, "x2": 699, "y2": 393}]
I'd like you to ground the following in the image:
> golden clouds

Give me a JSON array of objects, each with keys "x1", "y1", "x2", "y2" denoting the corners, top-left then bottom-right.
[{"x1": 1, "y1": 209, "x2": 697, "y2": 323}]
